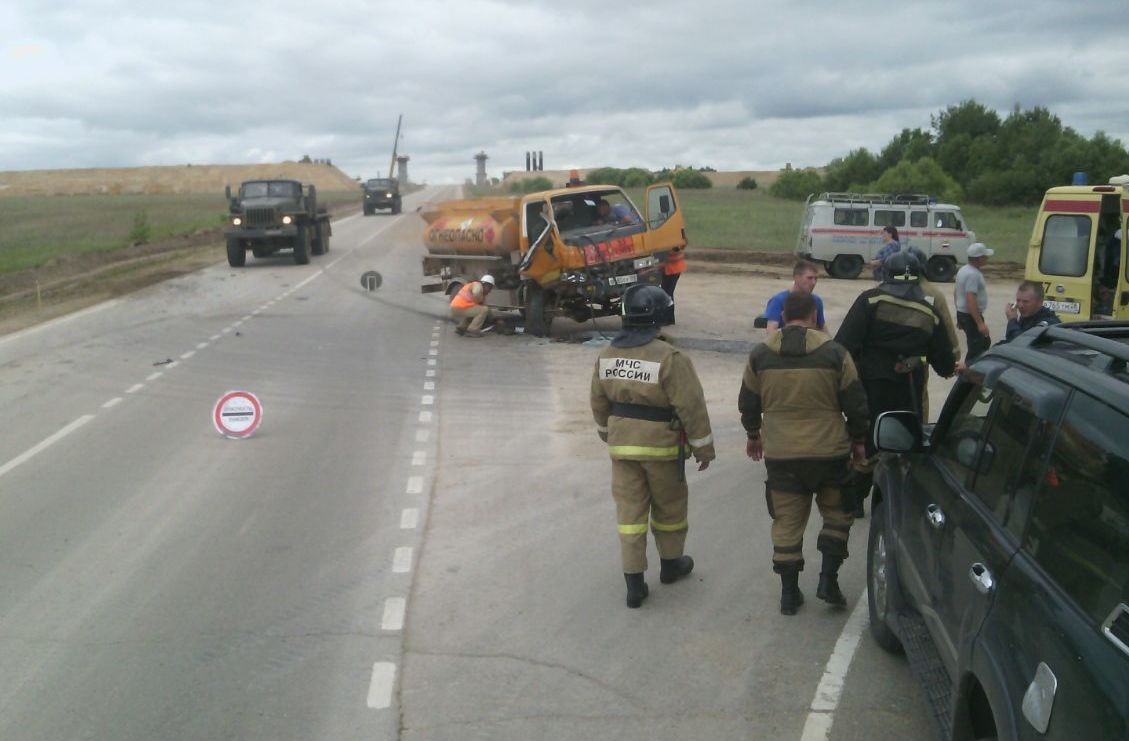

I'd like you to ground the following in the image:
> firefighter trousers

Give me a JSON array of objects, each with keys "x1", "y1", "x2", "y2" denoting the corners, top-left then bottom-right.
[
  {"x1": 764, "y1": 458, "x2": 853, "y2": 574},
  {"x1": 611, "y1": 458, "x2": 688, "y2": 574}
]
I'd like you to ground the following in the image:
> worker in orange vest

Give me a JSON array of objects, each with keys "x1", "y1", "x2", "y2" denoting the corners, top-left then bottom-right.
[
  {"x1": 449, "y1": 274, "x2": 495, "y2": 337},
  {"x1": 662, "y1": 246, "x2": 686, "y2": 324}
]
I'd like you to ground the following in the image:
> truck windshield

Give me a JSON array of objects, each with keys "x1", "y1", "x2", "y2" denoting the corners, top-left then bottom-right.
[
  {"x1": 550, "y1": 191, "x2": 643, "y2": 239},
  {"x1": 242, "y1": 182, "x2": 298, "y2": 198},
  {"x1": 366, "y1": 179, "x2": 394, "y2": 189}
]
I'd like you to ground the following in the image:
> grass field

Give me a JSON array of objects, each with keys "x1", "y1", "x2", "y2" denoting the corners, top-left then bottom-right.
[{"x1": 0, "y1": 191, "x2": 362, "y2": 274}]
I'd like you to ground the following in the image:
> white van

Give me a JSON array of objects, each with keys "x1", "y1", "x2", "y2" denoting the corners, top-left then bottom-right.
[{"x1": 795, "y1": 192, "x2": 976, "y2": 281}]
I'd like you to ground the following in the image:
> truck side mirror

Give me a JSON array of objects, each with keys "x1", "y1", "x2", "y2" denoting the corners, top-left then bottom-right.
[
  {"x1": 225, "y1": 185, "x2": 231, "y2": 201},
  {"x1": 659, "y1": 195, "x2": 671, "y2": 215}
]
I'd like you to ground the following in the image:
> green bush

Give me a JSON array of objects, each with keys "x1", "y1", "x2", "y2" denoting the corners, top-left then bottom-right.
[
  {"x1": 671, "y1": 169, "x2": 712, "y2": 189},
  {"x1": 768, "y1": 169, "x2": 823, "y2": 200},
  {"x1": 507, "y1": 176, "x2": 554, "y2": 194},
  {"x1": 737, "y1": 176, "x2": 758, "y2": 190},
  {"x1": 129, "y1": 210, "x2": 152, "y2": 244},
  {"x1": 622, "y1": 168, "x2": 655, "y2": 187},
  {"x1": 584, "y1": 167, "x2": 625, "y2": 186}
]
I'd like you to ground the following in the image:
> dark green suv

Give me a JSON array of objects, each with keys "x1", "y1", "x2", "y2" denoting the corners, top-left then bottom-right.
[
  {"x1": 870, "y1": 321, "x2": 1129, "y2": 740},
  {"x1": 362, "y1": 178, "x2": 401, "y2": 215}
]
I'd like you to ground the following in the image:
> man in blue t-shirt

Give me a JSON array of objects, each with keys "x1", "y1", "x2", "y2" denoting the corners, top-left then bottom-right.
[{"x1": 763, "y1": 260, "x2": 826, "y2": 332}]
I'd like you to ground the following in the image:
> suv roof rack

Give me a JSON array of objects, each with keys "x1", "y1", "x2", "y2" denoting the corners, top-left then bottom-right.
[
  {"x1": 1015, "y1": 321, "x2": 1129, "y2": 375},
  {"x1": 818, "y1": 192, "x2": 937, "y2": 206}
]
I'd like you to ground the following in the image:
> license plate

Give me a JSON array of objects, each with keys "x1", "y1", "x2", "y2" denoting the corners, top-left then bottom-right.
[
  {"x1": 1044, "y1": 300, "x2": 1080, "y2": 314},
  {"x1": 633, "y1": 256, "x2": 657, "y2": 270},
  {"x1": 610, "y1": 274, "x2": 638, "y2": 286}
]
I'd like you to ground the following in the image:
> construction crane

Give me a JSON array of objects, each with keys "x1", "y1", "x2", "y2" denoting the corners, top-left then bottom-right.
[{"x1": 388, "y1": 114, "x2": 402, "y2": 180}]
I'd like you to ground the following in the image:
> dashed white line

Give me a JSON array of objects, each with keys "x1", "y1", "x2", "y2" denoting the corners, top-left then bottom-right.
[
  {"x1": 126, "y1": 383, "x2": 144, "y2": 394},
  {"x1": 415, "y1": 429, "x2": 429, "y2": 443},
  {"x1": 421, "y1": 395, "x2": 434, "y2": 405},
  {"x1": 196, "y1": 342, "x2": 208, "y2": 350},
  {"x1": 180, "y1": 350, "x2": 195, "y2": 360},
  {"x1": 210, "y1": 334, "x2": 222, "y2": 341},
  {"x1": 101, "y1": 397, "x2": 123, "y2": 409},
  {"x1": 411, "y1": 451, "x2": 426, "y2": 466},
  {"x1": 425, "y1": 369, "x2": 436, "y2": 378},
  {"x1": 0, "y1": 415, "x2": 95, "y2": 479},
  {"x1": 423, "y1": 381, "x2": 435, "y2": 391},
  {"x1": 418, "y1": 411, "x2": 432, "y2": 423},
  {"x1": 427, "y1": 359, "x2": 436, "y2": 367},
  {"x1": 406, "y1": 476, "x2": 424, "y2": 494},
  {"x1": 429, "y1": 340, "x2": 439, "y2": 347},
  {"x1": 400, "y1": 508, "x2": 419, "y2": 529},
  {"x1": 428, "y1": 349, "x2": 438, "y2": 356},
  {"x1": 366, "y1": 662, "x2": 396, "y2": 709},
  {"x1": 800, "y1": 593, "x2": 871, "y2": 741},
  {"x1": 240, "y1": 315, "x2": 252, "y2": 322},
  {"x1": 222, "y1": 327, "x2": 233, "y2": 334},
  {"x1": 392, "y1": 547, "x2": 413, "y2": 573},
  {"x1": 146, "y1": 372, "x2": 163, "y2": 381},
  {"x1": 381, "y1": 597, "x2": 406, "y2": 631},
  {"x1": 167, "y1": 361, "x2": 178, "y2": 369}
]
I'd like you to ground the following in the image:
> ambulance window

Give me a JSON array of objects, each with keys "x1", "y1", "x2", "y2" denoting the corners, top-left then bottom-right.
[
  {"x1": 935, "y1": 212, "x2": 960, "y2": 230},
  {"x1": 834, "y1": 208, "x2": 868, "y2": 226},
  {"x1": 910, "y1": 212, "x2": 927, "y2": 228},
  {"x1": 1039, "y1": 215, "x2": 1091, "y2": 277},
  {"x1": 875, "y1": 210, "x2": 906, "y2": 227}
]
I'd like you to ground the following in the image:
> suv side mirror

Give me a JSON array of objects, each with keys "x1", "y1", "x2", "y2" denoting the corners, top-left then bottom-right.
[{"x1": 875, "y1": 410, "x2": 923, "y2": 453}]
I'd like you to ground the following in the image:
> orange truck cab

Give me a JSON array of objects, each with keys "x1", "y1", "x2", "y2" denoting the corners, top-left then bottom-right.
[
  {"x1": 1025, "y1": 176, "x2": 1129, "y2": 321},
  {"x1": 421, "y1": 182, "x2": 687, "y2": 336}
]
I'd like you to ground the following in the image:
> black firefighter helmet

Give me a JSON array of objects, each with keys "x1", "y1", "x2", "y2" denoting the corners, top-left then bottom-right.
[
  {"x1": 883, "y1": 250, "x2": 922, "y2": 282},
  {"x1": 621, "y1": 284, "x2": 674, "y2": 329}
]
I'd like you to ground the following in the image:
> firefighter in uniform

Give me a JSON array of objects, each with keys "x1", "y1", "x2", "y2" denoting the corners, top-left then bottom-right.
[
  {"x1": 739, "y1": 292, "x2": 870, "y2": 615},
  {"x1": 834, "y1": 251, "x2": 957, "y2": 515},
  {"x1": 449, "y1": 274, "x2": 495, "y2": 336},
  {"x1": 591, "y1": 285, "x2": 715, "y2": 608}
]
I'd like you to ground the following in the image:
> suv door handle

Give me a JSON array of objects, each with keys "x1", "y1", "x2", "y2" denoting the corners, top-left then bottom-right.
[
  {"x1": 926, "y1": 504, "x2": 946, "y2": 529},
  {"x1": 969, "y1": 562, "x2": 995, "y2": 595}
]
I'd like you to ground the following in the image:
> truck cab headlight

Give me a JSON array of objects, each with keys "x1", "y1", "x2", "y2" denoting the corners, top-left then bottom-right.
[
  {"x1": 282, "y1": 215, "x2": 293, "y2": 225},
  {"x1": 232, "y1": 217, "x2": 242, "y2": 226}
]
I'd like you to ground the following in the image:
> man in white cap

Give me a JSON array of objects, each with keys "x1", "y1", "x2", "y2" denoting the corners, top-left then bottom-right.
[
  {"x1": 449, "y1": 274, "x2": 495, "y2": 337},
  {"x1": 954, "y1": 242, "x2": 994, "y2": 362}
]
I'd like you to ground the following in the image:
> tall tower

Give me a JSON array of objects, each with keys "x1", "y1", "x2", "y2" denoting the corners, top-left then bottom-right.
[
  {"x1": 396, "y1": 155, "x2": 410, "y2": 185},
  {"x1": 474, "y1": 151, "x2": 489, "y2": 186}
]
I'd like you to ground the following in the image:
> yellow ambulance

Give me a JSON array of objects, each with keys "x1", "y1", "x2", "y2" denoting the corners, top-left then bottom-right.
[{"x1": 1025, "y1": 176, "x2": 1128, "y2": 321}]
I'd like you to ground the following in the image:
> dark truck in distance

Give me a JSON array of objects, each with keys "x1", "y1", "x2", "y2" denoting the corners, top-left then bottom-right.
[
  {"x1": 224, "y1": 179, "x2": 331, "y2": 266},
  {"x1": 362, "y1": 178, "x2": 401, "y2": 215}
]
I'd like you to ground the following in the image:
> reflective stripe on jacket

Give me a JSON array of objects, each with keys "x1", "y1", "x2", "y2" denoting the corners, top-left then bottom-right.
[{"x1": 664, "y1": 247, "x2": 687, "y2": 276}]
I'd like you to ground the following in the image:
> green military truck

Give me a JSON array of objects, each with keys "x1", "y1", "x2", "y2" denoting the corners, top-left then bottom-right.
[
  {"x1": 362, "y1": 177, "x2": 402, "y2": 215},
  {"x1": 224, "y1": 179, "x2": 332, "y2": 266}
]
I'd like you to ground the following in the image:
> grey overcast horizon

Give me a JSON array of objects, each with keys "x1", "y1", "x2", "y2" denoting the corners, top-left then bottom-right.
[{"x1": 3, "y1": 0, "x2": 1127, "y2": 184}]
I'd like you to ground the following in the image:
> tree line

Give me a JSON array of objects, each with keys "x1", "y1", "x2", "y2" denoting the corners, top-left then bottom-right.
[{"x1": 769, "y1": 99, "x2": 1129, "y2": 205}]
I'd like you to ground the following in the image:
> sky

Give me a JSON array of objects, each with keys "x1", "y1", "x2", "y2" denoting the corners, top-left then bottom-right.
[{"x1": 3, "y1": 0, "x2": 1128, "y2": 185}]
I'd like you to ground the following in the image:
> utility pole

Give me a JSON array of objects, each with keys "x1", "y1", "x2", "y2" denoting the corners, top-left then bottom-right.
[{"x1": 388, "y1": 114, "x2": 403, "y2": 180}]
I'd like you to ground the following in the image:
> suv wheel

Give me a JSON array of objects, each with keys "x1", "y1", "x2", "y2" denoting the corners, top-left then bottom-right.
[
  {"x1": 924, "y1": 256, "x2": 958, "y2": 283},
  {"x1": 226, "y1": 238, "x2": 246, "y2": 267},
  {"x1": 867, "y1": 499, "x2": 904, "y2": 653},
  {"x1": 829, "y1": 254, "x2": 864, "y2": 279}
]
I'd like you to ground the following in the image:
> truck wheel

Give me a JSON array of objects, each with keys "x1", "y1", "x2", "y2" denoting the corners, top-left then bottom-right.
[
  {"x1": 226, "y1": 238, "x2": 246, "y2": 267},
  {"x1": 524, "y1": 284, "x2": 555, "y2": 337},
  {"x1": 867, "y1": 498, "x2": 905, "y2": 654},
  {"x1": 363, "y1": 206, "x2": 373, "y2": 216},
  {"x1": 924, "y1": 256, "x2": 958, "y2": 283},
  {"x1": 293, "y1": 226, "x2": 310, "y2": 265},
  {"x1": 311, "y1": 223, "x2": 325, "y2": 256},
  {"x1": 392, "y1": 199, "x2": 402, "y2": 215},
  {"x1": 829, "y1": 254, "x2": 864, "y2": 279}
]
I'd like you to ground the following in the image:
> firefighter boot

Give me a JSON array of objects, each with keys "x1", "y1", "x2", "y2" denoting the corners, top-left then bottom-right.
[
  {"x1": 817, "y1": 555, "x2": 847, "y2": 607},
  {"x1": 779, "y1": 570, "x2": 804, "y2": 616},
  {"x1": 659, "y1": 555, "x2": 694, "y2": 584},
  {"x1": 624, "y1": 573, "x2": 649, "y2": 609}
]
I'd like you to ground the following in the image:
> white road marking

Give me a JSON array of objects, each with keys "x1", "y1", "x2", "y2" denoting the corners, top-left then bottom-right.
[
  {"x1": 406, "y1": 476, "x2": 423, "y2": 494},
  {"x1": 210, "y1": 334, "x2": 222, "y2": 341},
  {"x1": 222, "y1": 327, "x2": 233, "y2": 334},
  {"x1": 381, "y1": 597, "x2": 406, "y2": 631},
  {"x1": 421, "y1": 395, "x2": 434, "y2": 405},
  {"x1": 366, "y1": 662, "x2": 396, "y2": 709},
  {"x1": 0, "y1": 298, "x2": 120, "y2": 348},
  {"x1": 180, "y1": 350, "x2": 195, "y2": 360},
  {"x1": 126, "y1": 383, "x2": 144, "y2": 394},
  {"x1": 0, "y1": 415, "x2": 95, "y2": 479},
  {"x1": 392, "y1": 547, "x2": 413, "y2": 573},
  {"x1": 800, "y1": 592, "x2": 871, "y2": 741},
  {"x1": 418, "y1": 411, "x2": 432, "y2": 423},
  {"x1": 101, "y1": 397, "x2": 123, "y2": 409},
  {"x1": 425, "y1": 369, "x2": 436, "y2": 378},
  {"x1": 196, "y1": 342, "x2": 208, "y2": 350},
  {"x1": 400, "y1": 508, "x2": 419, "y2": 529},
  {"x1": 146, "y1": 372, "x2": 163, "y2": 381},
  {"x1": 167, "y1": 361, "x2": 178, "y2": 369},
  {"x1": 240, "y1": 315, "x2": 251, "y2": 322},
  {"x1": 428, "y1": 349, "x2": 438, "y2": 356},
  {"x1": 411, "y1": 451, "x2": 426, "y2": 466},
  {"x1": 427, "y1": 359, "x2": 436, "y2": 367},
  {"x1": 293, "y1": 272, "x2": 321, "y2": 290},
  {"x1": 423, "y1": 381, "x2": 435, "y2": 391},
  {"x1": 429, "y1": 340, "x2": 439, "y2": 347},
  {"x1": 415, "y1": 429, "x2": 429, "y2": 442}
]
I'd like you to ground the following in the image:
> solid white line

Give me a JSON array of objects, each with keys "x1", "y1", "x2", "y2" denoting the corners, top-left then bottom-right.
[
  {"x1": 423, "y1": 381, "x2": 435, "y2": 391},
  {"x1": 366, "y1": 662, "x2": 396, "y2": 709},
  {"x1": 411, "y1": 451, "x2": 426, "y2": 466},
  {"x1": 421, "y1": 395, "x2": 434, "y2": 405},
  {"x1": 400, "y1": 508, "x2": 419, "y2": 529},
  {"x1": 102, "y1": 397, "x2": 123, "y2": 409},
  {"x1": 392, "y1": 547, "x2": 413, "y2": 573},
  {"x1": 418, "y1": 411, "x2": 432, "y2": 423},
  {"x1": 381, "y1": 597, "x2": 406, "y2": 631},
  {"x1": 146, "y1": 372, "x2": 163, "y2": 381},
  {"x1": 126, "y1": 383, "x2": 144, "y2": 394},
  {"x1": 0, "y1": 414, "x2": 95, "y2": 479},
  {"x1": 800, "y1": 592, "x2": 871, "y2": 741},
  {"x1": 0, "y1": 298, "x2": 120, "y2": 348},
  {"x1": 415, "y1": 429, "x2": 429, "y2": 442},
  {"x1": 406, "y1": 476, "x2": 423, "y2": 494},
  {"x1": 180, "y1": 350, "x2": 195, "y2": 360}
]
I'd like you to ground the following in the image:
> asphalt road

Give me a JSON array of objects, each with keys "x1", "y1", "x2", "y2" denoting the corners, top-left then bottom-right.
[{"x1": 0, "y1": 186, "x2": 937, "y2": 740}]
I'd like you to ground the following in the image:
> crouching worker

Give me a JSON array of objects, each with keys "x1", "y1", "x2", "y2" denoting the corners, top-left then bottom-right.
[
  {"x1": 591, "y1": 285, "x2": 715, "y2": 608},
  {"x1": 449, "y1": 274, "x2": 495, "y2": 336},
  {"x1": 739, "y1": 292, "x2": 869, "y2": 615}
]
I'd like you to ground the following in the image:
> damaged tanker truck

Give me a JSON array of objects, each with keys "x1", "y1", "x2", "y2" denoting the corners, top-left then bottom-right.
[{"x1": 420, "y1": 182, "x2": 687, "y2": 336}]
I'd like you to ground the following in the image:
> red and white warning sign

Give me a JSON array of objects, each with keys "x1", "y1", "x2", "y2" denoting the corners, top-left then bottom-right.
[{"x1": 213, "y1": 390, "x2": 263, "y2": 439}]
